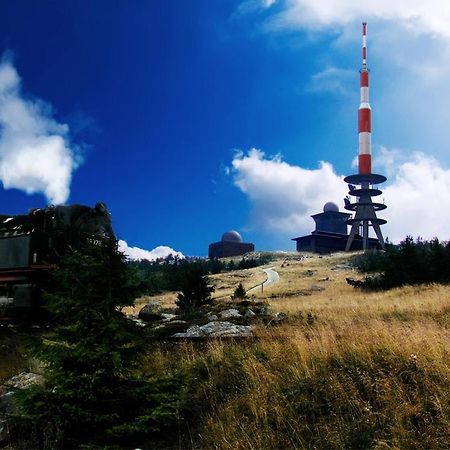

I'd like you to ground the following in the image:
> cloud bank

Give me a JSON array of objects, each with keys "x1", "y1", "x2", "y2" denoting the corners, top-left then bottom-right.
[
  {"x1": 255, "y1": 0, "x2": 450, "y2": 38},
  {"x1": 118, "y1": 240, "x2": 184, "y2": 261},
  {"x1": 232, "y1": 149, "x2": 345, "y2": 234},
  {"x1": 231, "y1": 149, "x2": 450, "y2": 244},
  {"x1": 0, "y1": 57, "x2": 79, "y2": 204}
]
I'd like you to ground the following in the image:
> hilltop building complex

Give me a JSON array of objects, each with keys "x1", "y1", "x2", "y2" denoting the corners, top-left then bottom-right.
[{"x1": 292, "y1": 202, "x2": 380, "y2": 253}]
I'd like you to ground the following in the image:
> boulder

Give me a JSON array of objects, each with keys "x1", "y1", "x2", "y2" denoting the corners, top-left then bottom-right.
[
  {"x1": 200, "y1": 321, "x2": 252, "y2": 337},
  {"x1": 173, "y1": 321, "x2": 253, "y2": 338},
  {"x1": 0, "y1": 372, "x2": 45, "y2": 418},
  {"x1": 4, "y1": 372, "x2": 44, "y2": 390},
  {"x1": 161, "y1": 313, "x2": 177, "y2": 322},
  {"x1": 129, "y1": 317, "x2": 147, "y2": 327},
  {"x1": 245, "y1": 308, "x2": 256, "y2": 318},
  {"x1": 173, "y1": 325, "x2": 203, "y2": 338},
  {"x1": 220, "y1": 309, "x2": 242, "y2": 319},
  {"x1": 138, "y1": 302, "x2": 163, "y2": 322},
  {"x1": 331, "y1": 264, "x2": 353, "y2": 271},
  {"x1": 152, "y1": 320, "x2": 187, "y2": 331}
]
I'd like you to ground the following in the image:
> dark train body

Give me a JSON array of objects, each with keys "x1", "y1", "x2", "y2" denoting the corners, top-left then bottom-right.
[{"x1": 0, "y1": 203, "x2": 115, "y2": 313}]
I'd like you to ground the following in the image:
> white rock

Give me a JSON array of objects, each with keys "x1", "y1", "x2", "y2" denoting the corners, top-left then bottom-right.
[
  {"x1": 129, "y1": 317, "x2": 147, "y2": 327},
  {"x1": 245, "y1": 308, "x2": 256, "y2": 318},
  {"x1": 5, "y1": 372, "x2": 44, "y2": 390},
  {"x1": 220, "y1": 309, "x2": 242, "y2": 319},
  {"x1": 161, "y1": 313, "x2": 177, "y2": 322},
  {"x1": 331, "y1": 264, "x2": 353, "y2": 271},
  {"x1": 172, "y1": 321, "x2": 253, "y2": 338},
  {"x1": 200, "y1": 321, "x2": 252, "y2": 337},
  {"x1": 173, "y1": 325, "x2": 204, "y2": 338}
]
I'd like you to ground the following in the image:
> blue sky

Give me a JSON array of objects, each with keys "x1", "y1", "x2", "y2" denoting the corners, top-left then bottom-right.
[{"x1": 1, "y1": 1, "x2": 450, "y2": 257}]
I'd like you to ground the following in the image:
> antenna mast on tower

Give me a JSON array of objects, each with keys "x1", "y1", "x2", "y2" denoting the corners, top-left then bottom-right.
[{"x1": 344, "y1": 22, "x2": 387, "y2": 251}]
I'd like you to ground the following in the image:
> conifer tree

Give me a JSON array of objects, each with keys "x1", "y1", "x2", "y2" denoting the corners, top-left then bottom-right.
[
  {"x1": 15, "y1": 242, "x2": 180, "y2": 449},
  {"x1": 232, "y1": 282, "x2": 247, "y2": 300},
  {"x1": 175, "y1": 265, "x2": 214, "y2": 316}
]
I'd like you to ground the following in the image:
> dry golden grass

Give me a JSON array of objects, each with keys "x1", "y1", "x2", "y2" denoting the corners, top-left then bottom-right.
[
  {"x1": 138, "y1": 251, "x2": 450, "y2": 449},
  {"x1": 210, "y1": 265, "x2": 269, "y2": 300},
  {"x1": 145, "y1": 313, "x2": 450, "y2": 448},
  {"x1": 5, "y1": 251, "x2": 450, "y2": 448},
  {"x1": 121, "y1": 291, "x2": 178, "y2": 316}
]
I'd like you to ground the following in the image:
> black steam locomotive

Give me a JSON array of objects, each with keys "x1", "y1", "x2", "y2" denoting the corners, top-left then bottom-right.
[{"x1": 0, "y1": 203, "x2": 115, "y2": 312}]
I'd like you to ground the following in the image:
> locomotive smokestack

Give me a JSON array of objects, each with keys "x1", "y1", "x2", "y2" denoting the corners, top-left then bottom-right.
[{"x1": 358, "y1": 22, "x2": 371, "y2": 175}]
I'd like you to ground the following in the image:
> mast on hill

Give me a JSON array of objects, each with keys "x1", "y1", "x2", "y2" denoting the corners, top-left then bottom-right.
[{"x1": 344, "y1": 22, "x2": 387, "y2": 251}]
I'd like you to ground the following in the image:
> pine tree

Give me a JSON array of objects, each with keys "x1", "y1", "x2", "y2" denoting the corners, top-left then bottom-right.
[
  {"x1": 232, "y1": 282, "x2": 247, "y2": 300},
  {"x1": 15, "y1": 242, "x2": 181, "y2": 449},
  {"x1": 175, "y1": 265, "x2": 214, "y2": 316}
]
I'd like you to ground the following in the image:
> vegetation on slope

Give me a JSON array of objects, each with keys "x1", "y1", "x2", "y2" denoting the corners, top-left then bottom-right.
[
  {"x1": 130, "y1": 254, "x2": 273, "y2": 295},
  {"x1": 11, "y1": 243, "x2": 182, "y2": 449},
  {"x1": 4, "y1": 249, "x2": 450, "y2": 449},
  {"x1": 144, "y1": 316, "x2": 450, "y2": 449},
  {"x1": 351, "y1": 237, "x2": 450, "y2": 290}
]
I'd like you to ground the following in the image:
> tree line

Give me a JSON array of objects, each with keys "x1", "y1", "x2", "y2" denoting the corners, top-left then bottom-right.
[
  {"x1": 130, "y1": 254, "x2": 272, "y2": 295},
  {"x1": 350, "y1": 236, "x2": 450, "y2": 290}
]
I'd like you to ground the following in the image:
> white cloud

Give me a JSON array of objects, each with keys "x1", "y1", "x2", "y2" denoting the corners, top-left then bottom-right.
[
  {"x1": 231, "y1": 148, "x2": 450, "y2": 245},
  {"x1": 383, "y1": 152, "x2": 450, "y2": 242},
  {"x1": 0, "y1": 56, "x2": 79, "y2": 204},
  {"x1": 258, "y1": 0, "x2": 450, "y2": 38},
  {"x1": 232, "y1": 148, "x2": 346, "y2": 234},
  {"x1": 118, "y1": 240, "x2": 184, "y2": 261}
]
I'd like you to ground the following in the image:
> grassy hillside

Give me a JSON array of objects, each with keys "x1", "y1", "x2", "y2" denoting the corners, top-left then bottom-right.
[
  {"x1": 4, "y1": 251, "x2": 450, "y2": 448},
  {"x1": 140, "y1": 252, "x2": 450, "y2": 448}
]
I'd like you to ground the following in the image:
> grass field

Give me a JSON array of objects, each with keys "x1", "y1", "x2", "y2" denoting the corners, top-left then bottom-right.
[
  {"x1": 4, "y1": 251, "x2": 450, "y2": 448},
  {"x1": 140, "y1": 252, "x2": 450, "y2": 448}
]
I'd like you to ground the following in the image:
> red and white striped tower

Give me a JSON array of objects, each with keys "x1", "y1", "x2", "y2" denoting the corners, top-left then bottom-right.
[
  {"x1": 359, "y1": 22, "x2": 371, "y2": 175},
  {"x1": 344, "y1": 22, "x2": 387, "y2": 251}
]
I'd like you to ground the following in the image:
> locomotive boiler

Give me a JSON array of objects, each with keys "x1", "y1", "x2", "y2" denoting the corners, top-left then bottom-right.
[{"x1": 0, "y1": 203, "x2": 115, "y2": 312}]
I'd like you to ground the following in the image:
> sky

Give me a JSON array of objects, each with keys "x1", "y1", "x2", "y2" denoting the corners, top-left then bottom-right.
[{"x1": 1, "y1": 1, "x2": 450, "y2": 258}]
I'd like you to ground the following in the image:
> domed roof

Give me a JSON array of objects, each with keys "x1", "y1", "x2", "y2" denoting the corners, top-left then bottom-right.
[
  {"x1": 323, "y1": 201, "x2": 339, "y2": 213},
  {"x1": 221, "y1": 230, "x2": 243, "y2": 243}
]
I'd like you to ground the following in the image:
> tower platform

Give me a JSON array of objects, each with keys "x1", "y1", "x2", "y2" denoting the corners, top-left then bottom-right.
[
  {"x1": 344, "y1": 173, "x2": 387, "y2": 251},
  {"x1": 344, "y1": 174, "x2": 387, "y2": 185}
]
